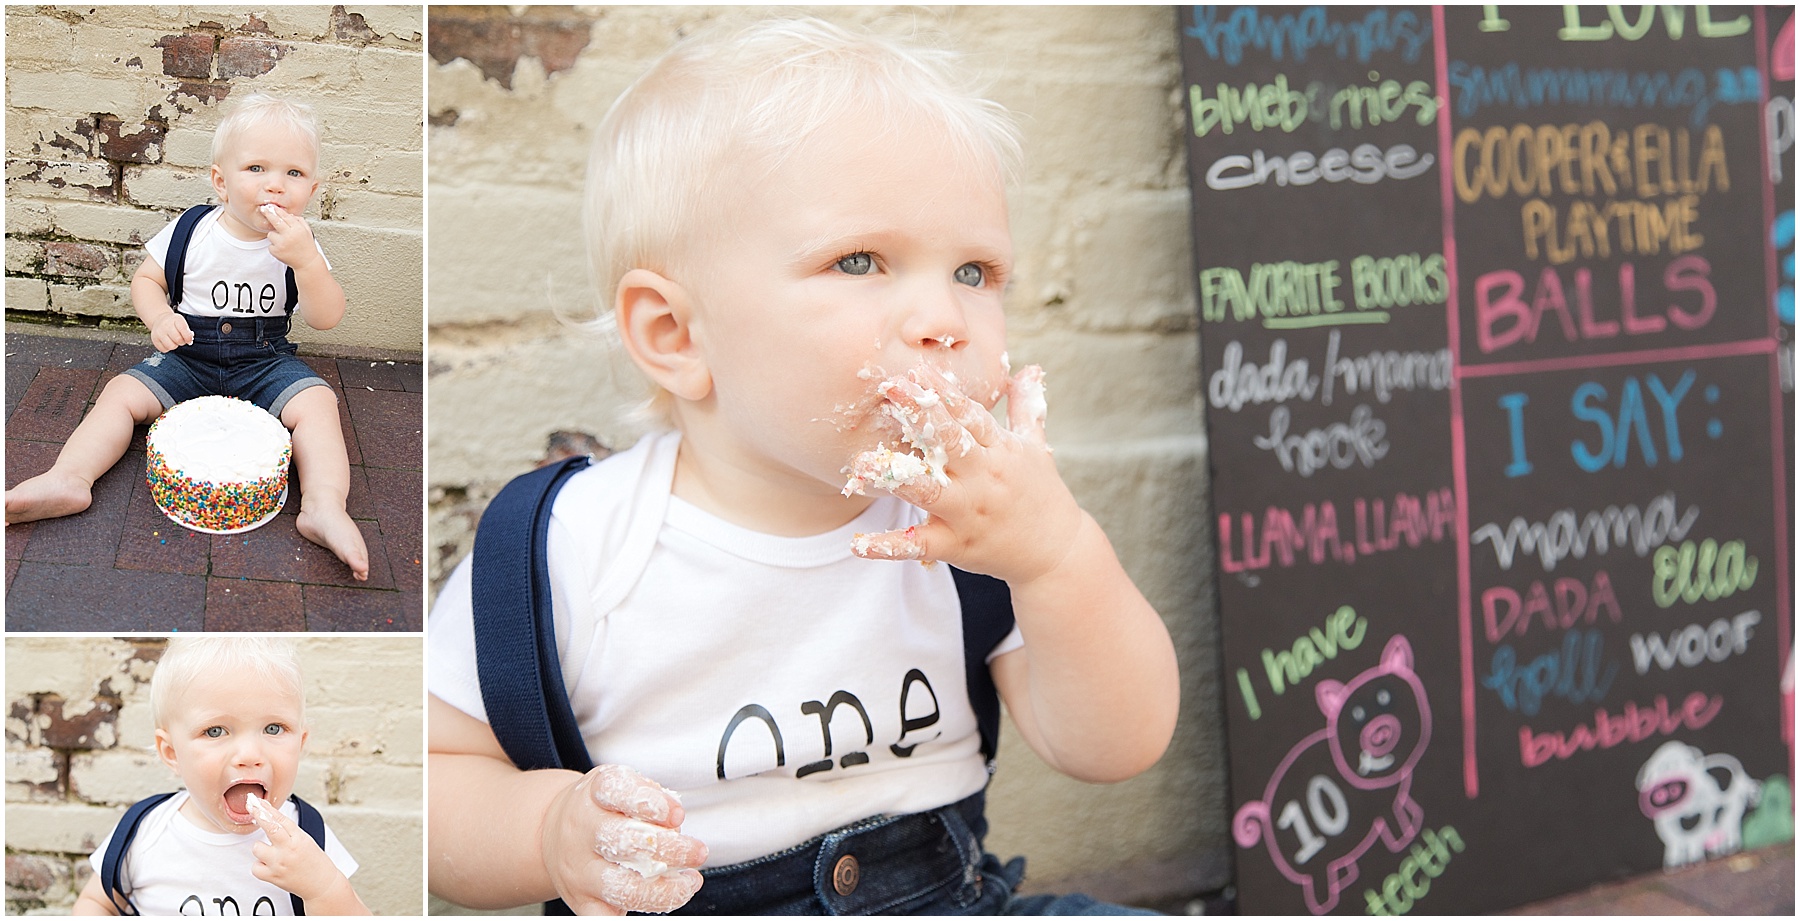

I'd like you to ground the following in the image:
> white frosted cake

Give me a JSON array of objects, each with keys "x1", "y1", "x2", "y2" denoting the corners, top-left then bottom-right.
[{"x1": 145, "y1": 395, "x2": 292, "y2": 532}]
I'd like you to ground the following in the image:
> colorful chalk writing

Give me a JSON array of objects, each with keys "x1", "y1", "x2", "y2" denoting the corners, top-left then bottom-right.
[
  {"x1": 1232, "y1": 636, "x2": 1432, "y2": 914},
  {"x1": 1182, "y1": 6, "x2": 1789, "y2": 914}
]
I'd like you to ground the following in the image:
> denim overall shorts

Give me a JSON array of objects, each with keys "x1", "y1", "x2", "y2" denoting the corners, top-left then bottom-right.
[
  {"x1": 669, "y1": 791, "x2": 1156, "y2": 915},
  {"x1": 123, "y1": 314, "x2": 327, "y2": 417}
]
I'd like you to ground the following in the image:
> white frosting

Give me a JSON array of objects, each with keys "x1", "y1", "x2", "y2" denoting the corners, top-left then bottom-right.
[
  {"x1": 150, "y1": 396, "x2": 290, "y2": 482},
  {"x1": 244, "y1": 791, "x2": 277, "y2": 824}
]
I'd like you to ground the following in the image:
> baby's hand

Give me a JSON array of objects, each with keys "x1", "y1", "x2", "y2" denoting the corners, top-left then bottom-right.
[
  {"x1": 542, "y1": 763, "x2": 707, "y2": 915},
  {"x1": 149, "y1": 311, "x2": 194, "y2": 352},
  {"x1": 246, "y1": 794, "x2": 355, "y2": 904},
  {"x1": 848, "y1": 365, "x2": 1084, "y2": 586},
  {"x1": 261, "y1": 205, "x2": 324, "y2": 271}
]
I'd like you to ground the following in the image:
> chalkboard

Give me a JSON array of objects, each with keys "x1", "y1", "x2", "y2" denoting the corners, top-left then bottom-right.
[{"x1": 1177, "y1": 6, "x2": 1794, "y2": 914}]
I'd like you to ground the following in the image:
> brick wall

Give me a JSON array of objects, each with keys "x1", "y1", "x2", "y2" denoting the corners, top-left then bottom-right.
[
  {"x1": 425, "y1": 5, "x2": 1227, "y2": 905},
  {"x1": 4, "y1": 5, "x2": 424, "y2": 355},
  {"x1": 4, "y1": 637, "x2": 423, "y2": 915}
]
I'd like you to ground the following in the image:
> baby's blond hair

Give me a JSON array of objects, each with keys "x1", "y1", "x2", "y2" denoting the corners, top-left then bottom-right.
[
  {"x1": 149, "y1": 636, "x2": 304, "y2": 729},
  {"x1": 211, "y1": 93, "x2": 321, "y2": 167},
  {"x1": 580, "y1": 17, "x2": 1022, "y2": 425}
]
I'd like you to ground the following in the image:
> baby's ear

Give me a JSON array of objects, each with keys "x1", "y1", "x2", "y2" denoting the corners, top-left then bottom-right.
[
  {"x1": 616, "y1": 268, "x2": 712, "y2": 402},
  {"x1": 153, "y1": 727, "x2": 180, "y2": 772}
]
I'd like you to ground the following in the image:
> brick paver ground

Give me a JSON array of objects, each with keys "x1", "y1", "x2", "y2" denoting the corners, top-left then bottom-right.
[
  {"x1": 1504, "y1": 841, "x2": 1793, "y2": 916},
  {"x1": 4, "y1": 329, "x2": 422, "y2": 630}
]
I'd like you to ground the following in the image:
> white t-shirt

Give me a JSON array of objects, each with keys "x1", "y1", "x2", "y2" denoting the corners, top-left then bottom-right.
[
  {"x1": 143, "y1": 207, "x2": 328, "y2": 318},
  {"x1": 429, "y1": 431, "x2": 1023, "y2": 867},
  {"x1": 86, "y1": 791, "x2": 357, "y2": 916}
]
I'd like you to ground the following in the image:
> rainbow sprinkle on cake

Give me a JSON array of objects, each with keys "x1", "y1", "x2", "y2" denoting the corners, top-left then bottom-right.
[{"x1": 146, "y1": 395, "x2": 292, "y2": 532}]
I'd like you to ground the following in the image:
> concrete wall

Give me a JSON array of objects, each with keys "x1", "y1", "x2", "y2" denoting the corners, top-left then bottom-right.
[
  {"x1": 4, "y1": 4, "x2": 424, "y2": 355},
  {"x1": 4, "y1": 636, "x2": 424, "y2": 916},
  {"x1": 426, "y1": 5, "x2": 1227, "y2": 909}
]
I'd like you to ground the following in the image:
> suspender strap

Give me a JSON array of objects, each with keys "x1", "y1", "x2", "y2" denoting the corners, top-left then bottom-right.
[
  {"x1": 287, "y1": 794, "x2": 328, "y2": 915},
  {"x1": 472, "y1": 455, "x2": 596, "y2": 776},
  {"x1": 102, "y1": 792, "x2": 328, "y2": 915},
  {"x1": 163, "y1": 203, "x2": 300, "y2": 313},
  {"x1": 162, "y1": 205, "x2": 213, "y2": 310},
  {"x1": 951, "y1": 567, "x2": 1015, "y2": 763},
  {"x1": 472, "y1": 455, "x2": 594, "y2": 916},
  {"x1": 101, "y1": 792, "x2": 178, "y2": 915}
]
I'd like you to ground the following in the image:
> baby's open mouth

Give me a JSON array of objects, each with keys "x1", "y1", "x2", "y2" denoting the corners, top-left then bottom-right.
[{"x1": 223, "y1": 782, "x2": 269, "y2": 824}]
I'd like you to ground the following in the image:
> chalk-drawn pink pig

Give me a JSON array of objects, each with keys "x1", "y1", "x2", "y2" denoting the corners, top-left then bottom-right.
[{"x1": 1234, "y1": 634, "x2": 1432, "y2": 914}]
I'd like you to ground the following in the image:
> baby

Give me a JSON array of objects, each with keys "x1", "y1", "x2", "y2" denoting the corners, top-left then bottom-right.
[
  {"x1": 428, "y1": 17, "x2": 1180, "y2": 915},
  {"x1": 73, "y1": 636, "x2": 367, "y2": 915},
  {"x1": 5, "y1": 94, "x2": 369, "y2": 580}
]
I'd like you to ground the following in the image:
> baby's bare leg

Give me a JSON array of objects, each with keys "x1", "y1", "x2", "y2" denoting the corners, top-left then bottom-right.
[
  {"x1": 6, "y1": 374, "x2": 163, "y2": 525},
  {"x1": 281, "y1": 386, "x2": 369, "y2": 580}
]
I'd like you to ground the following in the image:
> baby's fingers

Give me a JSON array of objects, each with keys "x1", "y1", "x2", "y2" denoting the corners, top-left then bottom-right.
[
  {"x1": 246, "y1": 793, "x2": 293, "y2": 840},
  {"x1": 852, "y1": 525, "x2": 930, "y2": 562},
  {"x1": 909, "y1": 366, "x2": 1001, "y2": 447},
  {"x1": 879, "y1": 377, "x2": 977, "y2": 461},
  {"x1": 588, "y1": 763, "x2": 683, "y2": 828},
  {"x1": 595, "y1": 815, "x2": 708, "y2": 875},
  {"x1": 842, "y1": 445, "x2": 943, "y2": 505},
  {"x1": 596, "y1": 864, "x2": 704, "y2": 915},
  {"x1": 1007, "y1": 365, "x2": 1048, "y2": 448}
]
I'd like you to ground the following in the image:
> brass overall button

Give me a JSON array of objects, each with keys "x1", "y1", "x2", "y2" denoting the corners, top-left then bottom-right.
[
  {"x1": 220, "y1": 321, "x2": 233, "y2": 333},
  {"x1": 832, "y1": 854, "x2": 860, "y2": 896}
]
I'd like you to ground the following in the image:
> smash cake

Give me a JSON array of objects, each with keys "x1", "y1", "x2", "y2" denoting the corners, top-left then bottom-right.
[{"x1": 146, "y1": 395, "x2": 292, "y2": 532}]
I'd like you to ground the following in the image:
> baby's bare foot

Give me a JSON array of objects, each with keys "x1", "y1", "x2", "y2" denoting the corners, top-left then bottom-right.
[
  {"x1": 5, "y1": 471, "x2": 94, "y2": 524},
  {"x1": 296, "y1": 504, "x2": 370, "y2": 581}
]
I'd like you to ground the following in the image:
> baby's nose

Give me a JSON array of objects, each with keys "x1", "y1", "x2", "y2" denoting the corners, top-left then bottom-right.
[{"x1": 900, "y1": 288, "x2": 971, "y2": 351}]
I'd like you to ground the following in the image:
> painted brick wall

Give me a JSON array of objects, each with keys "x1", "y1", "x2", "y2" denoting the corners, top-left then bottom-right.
[
  {"x1": 4, "y1": 5, "x2": 424, "y2": 355},
  {"x1": 425, "y1": 5, "x2": 1227, "y2": 906},
  {"x1": 3, "y1": 636, "x2": 423, "y2": 916}
]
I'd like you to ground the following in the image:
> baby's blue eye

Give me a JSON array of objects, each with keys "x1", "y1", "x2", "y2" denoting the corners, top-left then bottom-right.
[
  {"x1": 835, "y1": 253, "x2": 875, "y2": 276},
  {"x1": 954, "y1": 263, "x2": 985, "y2": 287},
  {"x1": 264, "y1": 724, "x2": 285, "y2": 736},
  {"x1": 204, "y1": 726, "x2": 225, "y2": 738},
  {"x1": 248, "y1": 165, "x2": 263, "y2": 172}
]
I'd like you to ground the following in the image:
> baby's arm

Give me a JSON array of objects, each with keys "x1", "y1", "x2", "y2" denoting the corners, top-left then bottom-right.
[
  {"x1": 261, "y1": 205, "x2": 346, "y2": 330},
  {"x1": 851, "y1": 368, "x2": 1180, "y2": 782},
  {"x1": 429, "y1": 695, "x2": 706, "y2": 914},
  {"x1": 71, "y1": 875, "x2": 124, "y2": 915},
  {"x1": 129, "y1": 257, "x2": 194, "y2": 352}
]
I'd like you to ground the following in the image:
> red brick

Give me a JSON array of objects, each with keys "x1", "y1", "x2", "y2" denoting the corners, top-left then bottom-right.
[
  {"x1": 39, "y1": 694, "x2": 120, "y2": 750},
  {"x1": 4, "y1": 562, "x2": 206, "y2": 631},
  {"x1": 344, "y1": 388, "x2": 421, "y2": 470},
  {"x1": 156, "y1": 33, "x2": 215, "y2": 79},
  {"x1": 7, "y1": 368, "x2": 99, "y2": 443},
  {"x1": 204, "y1": 577, "x2": 305, "y2": 631},
  {"x1": 303, "y1": 584, "x2": 418, "y2": 631},
  {"x1": 94, "y1": 114, "x2": 167, "y2": 165},
  {"x1": 331, "y1": 6, "x2": 380, "y2": 44},
  {"x1": 427, "y1": 7, "x2": 594, "y2": 90},
  {"x1": 17, "y1": 454, "x2": 134, "y2": 567},
  {"x1": 217, "y1": 37, "x2": 287, "y2": 79},
  {"x1": 43, "y1": 242, "x2": 117, "y2": 279},
  {"x1": 337, "y1": 358, "x2": 420, "y2": 394},
  {"x1": 169, "y1": 81, "x2": 232, "y2": 109},
  {"x1": 114, "y1": 474, "x2": 210, "y2": 575},
  {"x1": 6, "y1": 853, "x2": 71, "y2": 900},
  {"x1": 208, "y1": 512, "x2": 394, "y2": 589}
]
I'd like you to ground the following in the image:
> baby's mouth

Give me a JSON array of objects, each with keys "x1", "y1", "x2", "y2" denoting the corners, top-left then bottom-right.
[{"x1": 223, "y1": 782, "x2": 269, "y2": 825}]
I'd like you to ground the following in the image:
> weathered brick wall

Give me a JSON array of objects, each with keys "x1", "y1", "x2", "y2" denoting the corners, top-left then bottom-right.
[
  {"x1": 426, "y1": 5, "x2": 1226, "y2": 906},
  {"x1": 5, "y1": 5, "x2": 423, "y2": 355},
  {"x1": 4, "y1": 637, "x2": 423, "y2": 916}
]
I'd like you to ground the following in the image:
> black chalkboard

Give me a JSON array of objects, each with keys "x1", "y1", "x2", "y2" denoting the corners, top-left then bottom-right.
[{"x1": 1178, "y1": 6, "x2": 1794, "y2": 914}]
